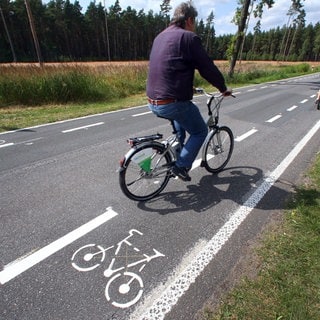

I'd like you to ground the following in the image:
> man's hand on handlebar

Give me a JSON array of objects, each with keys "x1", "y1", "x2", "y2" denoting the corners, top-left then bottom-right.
[
  {"x1": 193, "y1": 87, "x2": 235, "y2": 98},
  {"x1": 222, "y1": 88, "x2": 233, "y2": 97}
]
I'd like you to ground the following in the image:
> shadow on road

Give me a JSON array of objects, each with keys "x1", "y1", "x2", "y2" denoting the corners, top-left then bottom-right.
[{"x1": 137, "y1": 166, "x2": 295, "y2": 215}]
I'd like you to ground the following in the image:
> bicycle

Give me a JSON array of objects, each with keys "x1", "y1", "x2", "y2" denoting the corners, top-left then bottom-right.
[{"x1": 118, "y1": 88, "x2": 235, "y2": 201}]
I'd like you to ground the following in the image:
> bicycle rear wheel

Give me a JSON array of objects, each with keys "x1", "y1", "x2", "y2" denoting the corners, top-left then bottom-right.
[
  {"x1": 202, "y1": 126, "x2": 234, "y2": 173},
  {"x1": 119, "y1": 143, "x2": 172, "y2": 201}
]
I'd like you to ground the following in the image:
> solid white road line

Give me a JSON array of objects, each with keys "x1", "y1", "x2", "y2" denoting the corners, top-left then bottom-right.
[
  {"x1": 62, "y1": 122, "x2": 104, "y2": 133},
  {"x1": 132, "y1": 119, "x2": 320, "y2": 320},
  {"x1": 0, "y1": 207, "x2": 118, "y2": 285}
]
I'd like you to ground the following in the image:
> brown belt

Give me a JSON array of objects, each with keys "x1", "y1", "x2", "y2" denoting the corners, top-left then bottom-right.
[{"x1": 148, "y1": 98, "x2": 176, "y2": 106}]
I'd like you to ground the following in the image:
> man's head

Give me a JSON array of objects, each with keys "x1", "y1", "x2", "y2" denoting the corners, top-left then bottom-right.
[{"x1": 170, "y1": 1, "x2": 197, "y2": 30}]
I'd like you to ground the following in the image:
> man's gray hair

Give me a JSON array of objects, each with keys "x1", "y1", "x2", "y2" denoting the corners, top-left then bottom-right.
[{"x1": 170, "y1": 1, "x2": 198, "y2": 28}]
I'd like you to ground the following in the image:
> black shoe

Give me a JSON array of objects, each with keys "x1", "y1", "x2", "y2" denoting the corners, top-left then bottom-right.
[{"x1": 171, "y1": 165, "x2": 191, "y2": 181}]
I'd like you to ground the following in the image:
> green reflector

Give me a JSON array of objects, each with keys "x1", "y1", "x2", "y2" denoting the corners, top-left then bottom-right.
[{"x1": 139, "y1": 157, "x2": 152, "y2": 172}]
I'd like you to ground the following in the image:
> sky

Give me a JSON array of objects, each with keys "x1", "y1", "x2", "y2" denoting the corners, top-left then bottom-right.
[{"x1": 77, "y1": 0, "x2": 320, "y2": 36}]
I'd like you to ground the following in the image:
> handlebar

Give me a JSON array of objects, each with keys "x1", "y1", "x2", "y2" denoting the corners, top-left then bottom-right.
[
  {"x1": 194, "y1": 87, "x2": 235, "y2": 98},
  {"x1": 194, "y1": 87, "x2": 235, "y2": 119}
]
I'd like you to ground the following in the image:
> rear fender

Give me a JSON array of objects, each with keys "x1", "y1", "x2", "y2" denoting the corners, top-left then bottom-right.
[{"x1": 119, "y1": 141, "x2": 165, "y2": 169}]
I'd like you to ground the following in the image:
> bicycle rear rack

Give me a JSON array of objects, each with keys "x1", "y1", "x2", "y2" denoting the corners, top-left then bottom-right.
[{"x1": 128, "y1": 133, "x2": 163, "y2": 146}]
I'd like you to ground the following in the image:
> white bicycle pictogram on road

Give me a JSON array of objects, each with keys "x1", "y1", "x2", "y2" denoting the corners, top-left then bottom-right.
[{"x1": 71, "y1": 229, "x2": 165, "y2": 308}]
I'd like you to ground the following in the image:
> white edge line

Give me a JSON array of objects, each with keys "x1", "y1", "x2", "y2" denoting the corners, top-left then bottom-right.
[
  {"x1": 62, "y1": 122, "x2": 104, "y2": 133},
  {"x1": 135, "y1": 119, "x2": 320, "y2": 320},
  {"x1": 235, "y1": 128, "x2": 258, "y2": 142},
  {"x1": 0, "y1": 207, "x2": 118, "y2": 285}
]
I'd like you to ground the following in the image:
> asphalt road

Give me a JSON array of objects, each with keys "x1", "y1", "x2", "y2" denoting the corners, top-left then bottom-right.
[{"x1": 1, "y1": 74, "x2": 320, "y2": 320}]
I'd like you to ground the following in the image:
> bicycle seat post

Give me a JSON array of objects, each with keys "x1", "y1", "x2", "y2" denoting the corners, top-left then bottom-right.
[{"x1": 169, "y1": 120, "x2": 182, "y2": 158}]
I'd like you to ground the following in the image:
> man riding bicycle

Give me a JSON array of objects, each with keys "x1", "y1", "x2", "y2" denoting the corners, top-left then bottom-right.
[{"x1": 146, "y1": 1, "x2": 231, "y2": 181}]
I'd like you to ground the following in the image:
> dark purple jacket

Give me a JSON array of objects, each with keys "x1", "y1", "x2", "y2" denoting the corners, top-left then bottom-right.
[{"x1": 146, "y1": 24, "x2": 227, "y2": 101}]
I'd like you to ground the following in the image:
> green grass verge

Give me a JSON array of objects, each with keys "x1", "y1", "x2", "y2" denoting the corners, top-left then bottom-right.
[
  {"x1": 1, "y1": 63, "x2": 319, "y2": 132},
  {"x1": 0, "y1": 93, "x2": 147, "y2": 132},
  {"x1": 203, "y1": 153, "x2": 320, "y2": 320}
]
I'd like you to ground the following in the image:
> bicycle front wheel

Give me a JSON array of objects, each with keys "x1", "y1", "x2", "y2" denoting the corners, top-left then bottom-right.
[
  {"x1": 202, "y1": 126, "x2": 234, "y2": 173},
  {"x1": 119, "y1": 143, "x2": 172, "y2": 201}
]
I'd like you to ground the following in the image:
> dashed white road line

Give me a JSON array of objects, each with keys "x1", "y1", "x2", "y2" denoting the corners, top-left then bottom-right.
[
  {"x1": 62, "y1": 122, "x2": 104, "y2": 133},
  {"x1": 0, "y1": 207, "x2": 118, "y2": 285},
  {"x1": 132, "y1": 119, "x2": 320, "y2": 320},
  {"x1": 266, "y1": 114, "x2": 282, "y2": 123},
  {"x1": 300, "y1": 99, "x2": 308, "y2": 104},
  {"x1": 235, "y1": 128, "x2": 258, "y2": 142},
  {"x1": 0, "y1": 142, "x2": 14, "y2": 149},
  {"x1": 132, "y1": 111, "x2": 152, "y2": 117},
  {"x1": 0, "y1": 138, "x2": 43, "y2": 149},
  {"x1": 287, "y1": 105, "x2": 298, "y2": 112}
]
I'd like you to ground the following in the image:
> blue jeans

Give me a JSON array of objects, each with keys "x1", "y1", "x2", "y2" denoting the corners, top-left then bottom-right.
[{"x1": 148, "y1": 100, "x2": 207, "y2": 168}]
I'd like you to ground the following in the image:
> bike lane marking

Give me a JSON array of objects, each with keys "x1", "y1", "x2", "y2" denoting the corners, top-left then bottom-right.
[
  {"x1": 0, "y1": 207, "x2": 118, "y2": 285},
  {"x1": 71, "y1": 229, "x2": 165, "y2": 309},
  {"x1": 132, "y1": 119, "x2": 320, "y2": 320}
]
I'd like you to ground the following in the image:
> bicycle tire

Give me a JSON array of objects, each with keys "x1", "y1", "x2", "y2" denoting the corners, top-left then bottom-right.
[
  {"x1": 202, "y1": 126, "x2": 234, "y2": 173},
  {"x1": 119, "y1": 142, "x2": 172, "y2": 201}
]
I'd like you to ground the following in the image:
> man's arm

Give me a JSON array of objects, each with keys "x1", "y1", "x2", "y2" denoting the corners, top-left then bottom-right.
[{"x1": 190, "y1": 36, "x2": 228, "y2": 93}]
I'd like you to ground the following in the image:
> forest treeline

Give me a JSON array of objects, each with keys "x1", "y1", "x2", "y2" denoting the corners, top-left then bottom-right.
[{"x1": 1, "y1": 0, "x2": 320, "y2": 63}]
